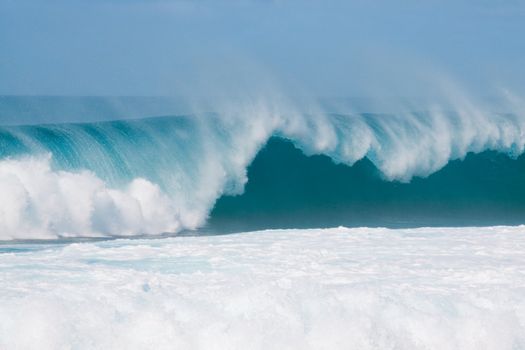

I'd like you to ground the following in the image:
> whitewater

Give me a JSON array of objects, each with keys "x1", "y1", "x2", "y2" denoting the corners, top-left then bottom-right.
[{"x1": 1, "y1": 226, "x2": 525, "y2": 349}]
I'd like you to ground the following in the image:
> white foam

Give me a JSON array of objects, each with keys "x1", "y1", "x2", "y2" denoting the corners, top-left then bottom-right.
[
  {"x1": 1, "y1": 226, "x2": 525, "y2": 349},
  {"x1": 0, "y1": 155, "x2": 181, "y2": 239}
]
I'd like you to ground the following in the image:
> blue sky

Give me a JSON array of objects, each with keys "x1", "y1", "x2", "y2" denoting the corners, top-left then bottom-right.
[{"x1": 0, "y1": 0, "x2": 524, "y2": 97}]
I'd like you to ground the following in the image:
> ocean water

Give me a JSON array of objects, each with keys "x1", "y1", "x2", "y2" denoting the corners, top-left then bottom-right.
[{"x1": 1, "y1": 96, "x2": 525, "y2": 348}]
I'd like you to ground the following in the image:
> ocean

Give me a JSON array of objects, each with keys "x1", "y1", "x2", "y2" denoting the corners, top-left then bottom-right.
[{"x1": 0, "y1": 96, "x2": 524, "y2": 348}]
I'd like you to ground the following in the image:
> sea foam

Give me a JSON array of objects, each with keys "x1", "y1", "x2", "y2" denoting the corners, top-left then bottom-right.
[{"x1": 0, "y1": 226, "x2": 524, "y2": 349}]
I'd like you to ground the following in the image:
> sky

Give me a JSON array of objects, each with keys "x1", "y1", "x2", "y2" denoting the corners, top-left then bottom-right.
[{"x1": 0, "y1": 0, "x2": 524, "y2": 98}]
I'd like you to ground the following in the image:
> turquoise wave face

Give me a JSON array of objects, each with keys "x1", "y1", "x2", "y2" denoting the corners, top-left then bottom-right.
[
  {"x1": 210, "y1": 138, "x2": 525, "y2": 231},
  {"x1": 0, "y1": 116, "x2": 201, "y2": 190},
  {"x1": 0, "y1": 106, "x2": 524, "y2": 239},
  {"x1": 0, "y1": 114, "x2": 266, "y2": 238}
]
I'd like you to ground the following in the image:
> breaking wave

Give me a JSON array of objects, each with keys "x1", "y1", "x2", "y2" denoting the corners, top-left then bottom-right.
[{"x1": 0, "y1": 96, "x2": 525, "y2": 239}]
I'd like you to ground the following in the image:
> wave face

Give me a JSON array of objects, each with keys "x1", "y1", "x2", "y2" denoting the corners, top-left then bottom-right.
[
  {"x1": 0, "y1": 115, "x2": 264, "y2": 238},
  {"x1": 211, "y1": 138, "x2": 525, "y2": 231},
  {"x1": 0, "y1": 98, "x2": 525, "y2": 239}
]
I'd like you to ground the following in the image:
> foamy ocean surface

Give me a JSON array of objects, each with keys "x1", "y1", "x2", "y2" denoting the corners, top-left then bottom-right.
[
  {"x1": 1, "y1": 96, "x2": 525, "y2": 349},
  {"x1": 1, "y1": 226, "x2": 525, "y2": 349}
]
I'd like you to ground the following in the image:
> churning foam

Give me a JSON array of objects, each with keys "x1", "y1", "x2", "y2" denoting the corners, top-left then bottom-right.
[
  {"x1": 0, "y1": 156, "x2": 183, "y2": 239},
  {"x1": 0, "y1": 226, "x2": 524, "y2": 349}
]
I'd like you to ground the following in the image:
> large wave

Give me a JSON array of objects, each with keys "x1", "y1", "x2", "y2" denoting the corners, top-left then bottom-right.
[{"x1": 0, "y1": 96, "x2": 524, "y2": 239}]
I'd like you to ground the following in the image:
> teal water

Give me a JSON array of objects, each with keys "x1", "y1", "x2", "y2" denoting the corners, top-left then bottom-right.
[{"x1": 211, "y1": 138, "x2": 525, "y2": 231}]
